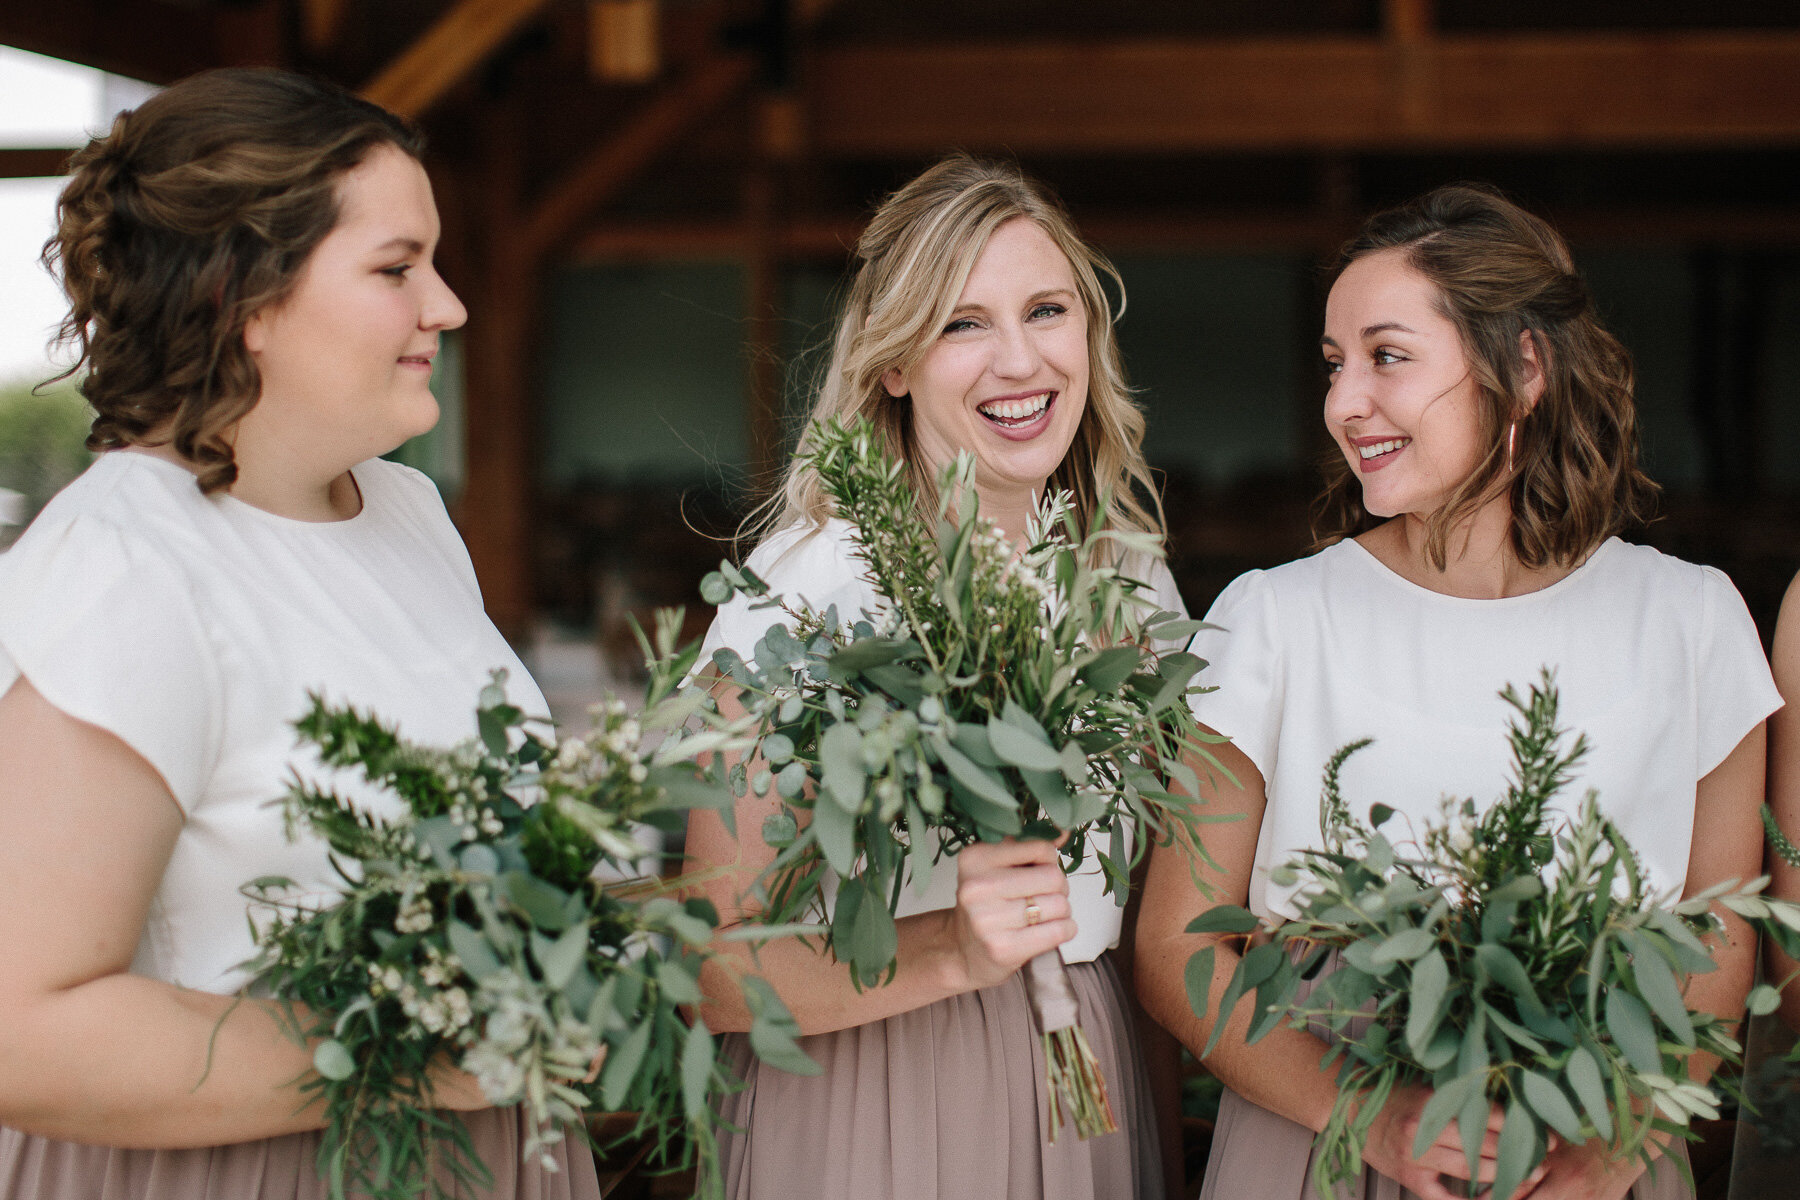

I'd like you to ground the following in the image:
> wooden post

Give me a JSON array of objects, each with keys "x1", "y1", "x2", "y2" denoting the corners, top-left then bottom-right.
[
  {"x1": 454, "y1": 99, "x2": 540, "y2": 641},
  {"x1": 589, "y1": 0, "x2": 660, "y2": 83},
  {"x1": 743, "y1": 158, "x2": 784, "y2": 492}
]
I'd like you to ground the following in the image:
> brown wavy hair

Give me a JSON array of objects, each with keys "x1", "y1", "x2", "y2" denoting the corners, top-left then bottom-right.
[
  {"x1": 43, "y1": 68, "x2": 422, "y2": 494},
  {"x1": 1313, "y1": 183, "x2": 1659, "y2": 569},
  {"x1": 758, "y1": 154, "x2": 1164, "y2": 554}
]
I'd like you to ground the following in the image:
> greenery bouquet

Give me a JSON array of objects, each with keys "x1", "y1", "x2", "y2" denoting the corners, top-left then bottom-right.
[
  {"x1": 1186, "y1": 673, "x2": 1800, "y2": 1200},
  {"x1": 243, "y1": 613, "x2": 815, "y2": 1200},
  {"x1": 704, "y1": 417, "x2": 1226, "y2": 1139}
]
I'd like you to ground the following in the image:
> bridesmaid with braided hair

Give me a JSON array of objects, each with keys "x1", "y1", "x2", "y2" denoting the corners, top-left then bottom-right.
[{"x1": 0, "y1": 69, "x2": 600, "y2": 1199}]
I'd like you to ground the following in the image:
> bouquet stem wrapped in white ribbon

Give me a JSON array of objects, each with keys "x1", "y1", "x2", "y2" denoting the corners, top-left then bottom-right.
[{"x1": 706, "y1": 417, "x2": 1227, "y2": 1140}]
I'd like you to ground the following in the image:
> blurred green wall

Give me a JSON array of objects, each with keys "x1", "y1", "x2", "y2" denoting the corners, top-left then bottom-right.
[{"x1": 534, "y1": 249, "x2": 1758, "y2": 496}]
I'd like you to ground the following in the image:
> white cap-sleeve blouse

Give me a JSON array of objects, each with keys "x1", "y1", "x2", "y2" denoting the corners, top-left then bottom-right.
[
  {"x1": 1190, "y1": 537, "x2": 1782, "y2": 921},
  {"x1": 0, "y1": 452, "x2": 545, "y2": 994}
]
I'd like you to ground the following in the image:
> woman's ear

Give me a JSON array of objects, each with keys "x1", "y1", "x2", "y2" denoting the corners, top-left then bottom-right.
[
  {"x1": 881, "y1": 367, "x2": 907, "y2": 398},
  {"x1": 243, "y1": 306, "x2": 270, "y2": 356},
  {"x1": 1518, "y1": 329, "x2": 1546, "y2": 413}
]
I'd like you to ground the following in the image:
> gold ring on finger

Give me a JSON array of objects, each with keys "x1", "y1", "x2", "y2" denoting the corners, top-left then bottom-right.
[{"x1": 1023, "y1": 898, "x2": 1043, "y2": 927}]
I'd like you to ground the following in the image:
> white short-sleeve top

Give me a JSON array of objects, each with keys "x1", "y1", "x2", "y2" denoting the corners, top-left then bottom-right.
[
  {"x1": 1190, "y1": 536, "x2": 1781, "y2": 921},
  {"x1": 0, "y1": 452, "x2": 545, "y2": 994},
  {"x1": 700, "y1": 517, "x2": 1191, "y2": 965}
]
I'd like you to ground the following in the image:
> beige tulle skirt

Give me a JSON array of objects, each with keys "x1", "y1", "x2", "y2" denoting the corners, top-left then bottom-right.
[
  {"x1": 1199, "y1": 954, "x2": 1692, "y2": 1200},
  {"x1": 714, "y1": 953, "x2": 1163, "y2": 1200},
  {"x1": 0, "y1": 1106, "x2": 601, "y2": 1200}
]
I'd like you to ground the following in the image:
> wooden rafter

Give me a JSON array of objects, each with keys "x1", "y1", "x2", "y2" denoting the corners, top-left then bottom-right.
[
  {"x1": 521, "y1": 53, "x2": 755, "y2": 260},
  {"x1": 302, "y1": 0, "x2": 351, "y2": 52},
  {"x1": 568, "y1": 206, "x2": 1800, "y2": 262},
  {"x1": 0, "y1": 148, "x2": 76, "y2": 179},
  {"x1": 808, "y1": 34, "x2": 1800, "y2": 154},
  {"x1": 361, "y1": 0, "x2": 552, "y2": 120},
  {"x1": 528, "y1": 0, "x2": 843, "y2": 260}
]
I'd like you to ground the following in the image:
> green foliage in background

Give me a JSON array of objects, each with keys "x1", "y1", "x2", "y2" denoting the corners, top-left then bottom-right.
[{"x1": 0, "y1": 377, "x2": 91, "y2": 533}]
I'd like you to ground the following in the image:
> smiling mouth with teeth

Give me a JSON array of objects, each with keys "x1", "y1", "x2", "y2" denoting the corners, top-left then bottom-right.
[
  {"x1": 1358, "y1": 437, "x2": 1410, "y2": 460},
  {"x1": 977, "y1": 392, "x2": 1052, "y2": 427}
]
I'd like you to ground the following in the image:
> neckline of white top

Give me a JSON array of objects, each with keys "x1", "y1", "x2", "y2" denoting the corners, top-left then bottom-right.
[
  {"x1": 115, "y1": 450, "x2": 374, "y2": 531},
  {"x1": 1337, "y1": 534, "x2": 1621, "y2": 608}
]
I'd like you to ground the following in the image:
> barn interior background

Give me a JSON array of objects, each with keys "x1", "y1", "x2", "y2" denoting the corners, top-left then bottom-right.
[{"x1": 3, "y1": 2, "x2": 1799, "y2": 1195}]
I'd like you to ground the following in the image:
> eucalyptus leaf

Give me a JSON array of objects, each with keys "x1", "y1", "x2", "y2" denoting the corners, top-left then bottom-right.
[
  {"x1": 680, "y1": 1020, "x2": 716, "y2": 1119},
  {"x1": 313, "y1": 1039, "x2": 356, "y2": 1082},
  {"x1": 775, "y1": 761, "x2": 808, "y2": 800},
  {"x1": 655, "y1": 957, "x2": 703, "y2": 1005},
  {"x1": 1405, "y1": 950, "x2": 1449, "y2": 1058},
  {"x1": 532, "y1": 923, "x2": 588, "y2": 989},
  {"x1": 988, "y1": 715, "x2": 1063, "y2": 771},
  {"x1": 1184, "y1": 946, "x2": 1216, "y2": 1028},
  {"x1": 1565, "y1": 1044, "x2": 1613, "y2": 1140},
  {"x1": 818, "y1": 723, "x2": 868, "y2": 814},
  {"x1": 1748, "y1": 983, "x2": 1782, "y2": 1017},
  {"x1": 601, "y1": 1020, "x2": 652, "y2": 1111},
  {"x1": 810, "y1": 789, "x2": 858, "y2": 876},
  {"x1": 1412, "y1": 1068, "x2": 1484, "y2": 1160},
  {"x1": 1370, "y1": 927, "x2": 1437, "y2": 965},
  {"x1": 447, "y1": 919, "x2": 503, "y2": 981},
  {"x1": 1185, "y1": 906, "x2": 1260, "y2": 936},
  {"x1": 1624, "y1": 930, "x2": 1695, "y2": 1046},
  {"x1": 1493, "y1": 1098, "x2": 1538, "y2": 1200},
  {"x1": 1606, "y1": 989, "x2": 1664, "y2": 1074},
  {"x1": 1079, "y1": 646, "x2": 1143, "y2": 695},
  {"x1": 1520, "y1": 1069, "x2": 1584, "y2": 1141}
]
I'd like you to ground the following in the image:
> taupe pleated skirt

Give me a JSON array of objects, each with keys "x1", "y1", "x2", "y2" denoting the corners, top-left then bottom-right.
[
  {"x1": 0, "y1": 1106, "x2": 601, "y2": 1200},
  {"x1": 1199, "y1": 953, "x2": 1692, "y2": 1200},
  {"x1": 714, "y1": 954, "x2": 1163, "y2": 1200}
]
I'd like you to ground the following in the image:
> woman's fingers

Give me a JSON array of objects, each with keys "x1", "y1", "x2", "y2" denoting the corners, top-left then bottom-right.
[
  {"x1": 950, "y1": 837, "x2": 1079, "y2": 988},
  {"x1": 956, "y1": 836, "x2": 1064, "y2": 873},
  {"x1": 958, "y1": 861, "x2": 1069, "y2": 907}
]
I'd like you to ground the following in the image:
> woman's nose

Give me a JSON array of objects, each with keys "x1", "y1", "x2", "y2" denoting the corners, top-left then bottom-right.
[
  {"x1": 990, "y1": 321, "x2": 1042, "y2": 379},
  {"x1": 1322, "y1": 364, "x2": 1371, "y2": 428},
  {"x1": 423, "y1": 269, "x2": 469, "y2": 332}
]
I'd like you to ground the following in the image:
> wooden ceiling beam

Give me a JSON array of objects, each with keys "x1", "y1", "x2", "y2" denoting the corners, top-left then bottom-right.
[
  {"x1": 521, "y1": 52, "x2": 756, "y2": 260},
  {"x1": 808, "y1": 34, "x2": 1800, "y2": 154},
  {"x1": 568, "y1": 206, "x2": 1800, "y2": 262},
  {"x1": 0, "y1": 2, "x2": 246, "y2": 84},
  {"x1": 0, "y1": 148, "x2": 76, "y2": 179},
  {"x1": 361, "y1": 0, "x2": 553, "y2": 120},
  {"x1": 523, "y1": 0, "x2": 844, "y2": 261}
]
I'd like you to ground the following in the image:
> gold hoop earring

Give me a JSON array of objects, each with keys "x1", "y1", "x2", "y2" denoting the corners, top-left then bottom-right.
[{"x1": 1506, "y1": 422, "x2": 1517, "y2": 473}]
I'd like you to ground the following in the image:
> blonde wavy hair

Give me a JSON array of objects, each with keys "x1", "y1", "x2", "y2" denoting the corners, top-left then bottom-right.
[{"x1": 757, "y1": 155, "x2": 1164, "y2": 554}]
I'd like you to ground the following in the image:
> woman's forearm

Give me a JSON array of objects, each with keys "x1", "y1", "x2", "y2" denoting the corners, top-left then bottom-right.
[
  {"x1": 1136, "y1": 926, "x2": 1342, "y2": 1134},
  {"x1": 1134, "y1": 836, "x2": 1345, "y2": 1134},
  {"x1": 698, "y1": 907, "x2": 975, "y2": 1036},
  {"x1": 1, "y1": 975, "x2": 324, "y2": 1147}
]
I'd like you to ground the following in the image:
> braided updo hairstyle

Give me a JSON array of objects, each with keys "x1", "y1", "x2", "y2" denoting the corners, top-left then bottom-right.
[
  {"x1": 1313, "y1": 183, "x2": 1659, "y2": 569},
  {"x1": 44, "y1": 68, "x2": 422, "y2": 494}
]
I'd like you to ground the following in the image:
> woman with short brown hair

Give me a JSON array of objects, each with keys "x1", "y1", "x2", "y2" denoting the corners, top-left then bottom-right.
[{"x1": 1138, "y1": 184, "x2": 1775, "y2": 1200}]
